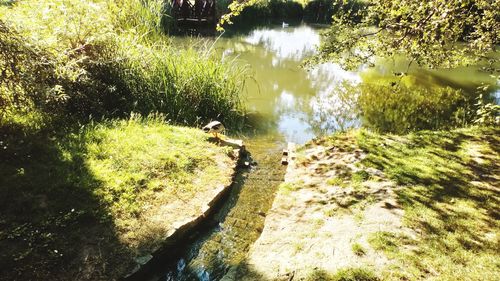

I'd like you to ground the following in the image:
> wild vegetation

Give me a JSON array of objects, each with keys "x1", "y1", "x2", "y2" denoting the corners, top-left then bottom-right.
[
  {"x1": 1, "y1": 0, "x2": 246, "y2": 279},
  {"x1": 0, "y1": 0, "x2": 247, "y2": 132},
  {"x1": 219, "y1": 0, "x2": 367, "y2": 28},
  {"x1": 319, "y1": 0, "x2": 500, "y2": 70}
]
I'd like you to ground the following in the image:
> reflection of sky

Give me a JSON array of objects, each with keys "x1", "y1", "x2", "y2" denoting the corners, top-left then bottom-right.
[
  {"x1": 308, "y1": 63, "x2": 361, "y2": 129},
  {"x1": 278, "y1": 112, "x2": 316, "y2": 144},
  {"x1": 495, "y1": 80, "x2": 500, "y2": 104},
  {"x1": 278, "y1": 90, "x2": 296, "y2": 109},
  {"x1": 239, "y1": 25, "x2": 361, "y2": 143},
  {"x1": 244, "y1": 26, "x2": 320, "y2": 62},
  {"x1": 308, "y1": 63, "x2": 361, "y2": 133}
]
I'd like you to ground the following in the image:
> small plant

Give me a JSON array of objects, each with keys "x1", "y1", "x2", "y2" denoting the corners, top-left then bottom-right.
[
  {"x1": 323, "y1": 207, "x2": 337, "y2": 217},
  {"x1": 326, "y1": 176, "x2": 345, "y2": 187},
  {"x1": 351, "y1": 242, "x2": 366, "y2": 256},
  {"x1": 279, "y1": 182, "x2": 301, "y2": 194},
  {"x1": 474, "y1": 93, "x2": 499, "y2": 126},
  {"x1": 332, "y1": 267, "x2": 379, "y2": 281},
  {"x1": 352, "y1": 170, "x2": 370, "y2": 183}
]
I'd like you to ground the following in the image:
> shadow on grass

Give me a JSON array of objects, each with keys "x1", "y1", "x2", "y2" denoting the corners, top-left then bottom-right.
[
  {"x1": 358, "y1": 127, "x2": 500, "y2": 271},
  {"x1": 0, "y1": 127, "x2": 135, "y2": 281},
  {"x1": 226, "y1": 259, "x2": 379, "y2": 281}
]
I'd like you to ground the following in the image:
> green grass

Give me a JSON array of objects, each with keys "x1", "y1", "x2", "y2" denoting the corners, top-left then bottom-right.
[
  {"x1": 351, "y1": 242, "x2": 366, "y2": 256},
  {"x1": 279, "y1": 181, "x2": 303, "y2": 194},
  {"x1": 326, "y1": 176, "x2": 347, "y2": 187},
  {"x1": 0, "y1": 1, "x2": 248, "y2": 279},
  {"x1": 356, "y1": 126, "x2": 500, "y2": 280},
  {"x1": 305, "y1": 267, "x2": 379, "y2": 281},
  {"x1": 0, "y1": 115, "x2": 235, "y2": 280},
  {"x1": 351, "y1": 170, "x2": 370, "y2": 183}
]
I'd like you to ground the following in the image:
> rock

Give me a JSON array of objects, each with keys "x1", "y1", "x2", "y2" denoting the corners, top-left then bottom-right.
[
  {"x1": 221, "y1": 138, "x2": 245, "y2": 150},
  {"x1": 135, "y1": 254, "x2": 152, "y2": 266},
  {"x1": 281, "y1": 157, "x2": 289, "y2": 165}
]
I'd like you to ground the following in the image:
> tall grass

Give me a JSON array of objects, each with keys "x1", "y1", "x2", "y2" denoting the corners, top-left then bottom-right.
[{"x1": 0, "y1": 0, "x2": 247, "y2": 131}]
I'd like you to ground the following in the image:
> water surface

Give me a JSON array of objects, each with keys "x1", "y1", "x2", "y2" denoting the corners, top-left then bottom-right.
[
  {"x1": 158, "y1": 24, "x2": 499, "y2": 281},
  {"x1": 215, "y1": 24, "x2": 498, "y2": 143}
]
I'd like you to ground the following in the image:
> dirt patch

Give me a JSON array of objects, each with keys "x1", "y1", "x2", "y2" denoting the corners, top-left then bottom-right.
[{"x1": 240, "y1": 136, "x2": 413, "y2": 280}]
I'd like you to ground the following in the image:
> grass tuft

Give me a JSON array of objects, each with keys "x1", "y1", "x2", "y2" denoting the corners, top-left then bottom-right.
[
  {"x1": 351, "y1": 242, "x2": 366, "y2": 256},
  {"x1": 305, "y1": 267, "x2": 379, "y2": 281}
]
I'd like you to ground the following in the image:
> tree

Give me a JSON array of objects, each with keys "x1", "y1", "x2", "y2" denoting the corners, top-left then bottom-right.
[{"x1": 318, "y1": 0, "x2": 500, "y2": 71}]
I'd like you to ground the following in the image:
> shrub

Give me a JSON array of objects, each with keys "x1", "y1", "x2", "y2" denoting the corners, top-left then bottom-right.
[
  {"x1": 0, "y1": 0, "x2": 246, "y2": 131},
  {"x1": 303, "y1": 0, "x2": 367, "y2": 24}
]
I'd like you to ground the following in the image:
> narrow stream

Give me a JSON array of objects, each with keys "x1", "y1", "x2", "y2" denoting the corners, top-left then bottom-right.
[
  {"x1": 152, "y1": 24, "x2": 499, "y2": 281},
  {"x1": 159, "y1": 136, "x2": 286, "y2": 281}
]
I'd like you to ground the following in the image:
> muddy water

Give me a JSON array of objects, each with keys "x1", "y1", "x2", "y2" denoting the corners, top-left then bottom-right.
[{"x1": 154, "y1": 24, "x2": 499, "y2": 281}]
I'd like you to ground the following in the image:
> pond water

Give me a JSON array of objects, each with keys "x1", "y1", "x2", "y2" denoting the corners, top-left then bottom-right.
[
  {"x1": 216, "y1": 24, "x2": 498, "y2": 143},
  {"x1": 151, "y1": 24, "x2": 499, "y2": 281}
]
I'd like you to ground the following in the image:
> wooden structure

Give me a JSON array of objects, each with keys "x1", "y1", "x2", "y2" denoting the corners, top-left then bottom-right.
[{"x1": 171, "y1": 0, "x2": 217, "y2": 29}]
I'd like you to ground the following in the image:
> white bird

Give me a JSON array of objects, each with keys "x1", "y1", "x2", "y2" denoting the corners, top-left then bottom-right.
[
  {"x1": 202, "y1": 120, "x2": 225, "y2": 139},
  {"x1": 282, "y1": 22, "x2": 289, "y2": 28}
]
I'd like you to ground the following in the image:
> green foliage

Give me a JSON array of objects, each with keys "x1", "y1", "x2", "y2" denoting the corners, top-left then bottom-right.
[
  {"x1": 320, "y1": 0, "x2": 500, "y2": 70},
  {"x1": 268, "y1": 0, "x2": 303, "y2": 21},
  {"x1": 474, "y1": 92, "x2": 500, "y2": 126},
  {"x1": 303, "y1": 0, "x2": 366, "y2": 24},
  {"x1": 0, "y1": 20, "x2": 59, "y2": 127},
  {"x1": 303, "y1": 0, "x2": 335, "y2": 23},
  {"x1": 356, "y1": 83, "x2": 473, "y2": 133},
  {"x1": 220, "y1": 0, "x2": 305, "y2": 29},
  {"x1": 0, "y1": 0, "x2": 246, "y2": 131}
]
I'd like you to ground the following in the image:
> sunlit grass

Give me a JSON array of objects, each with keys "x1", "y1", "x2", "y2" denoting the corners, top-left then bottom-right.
[
  {"x1": 305, "y1": 267, "x2": 379, "y2": 281},
  {"x1": 357, "y1": 126, "x2": 500, "y2": 280},
  {"x1": 0, "y1": 114, "x2": 235, "y2": 279},
  {"x1": 351, "y1": 242, "x2": 366, "y2": 256}
]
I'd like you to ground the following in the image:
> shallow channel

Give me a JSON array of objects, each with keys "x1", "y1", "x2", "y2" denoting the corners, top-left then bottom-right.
[{"x1": 152, "y1": 24, "x2": 499, "y2": 281}]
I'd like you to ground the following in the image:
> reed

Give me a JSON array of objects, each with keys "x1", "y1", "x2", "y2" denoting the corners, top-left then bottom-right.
[{"x1": 0, "y1": 0, "x2": 247, "y2": 131}]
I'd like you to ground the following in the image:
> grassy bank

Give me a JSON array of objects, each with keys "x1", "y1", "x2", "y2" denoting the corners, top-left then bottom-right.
[
  {"x1": 0, "y1": 116, "x2": 237, "y2": 280},
  {"x1": 357, "y1": 127, "x2": 499, "y2": 280},
  {"x1": 0, "y1": 1, "x2": 247, "y2": 279},
  {"x1": 242, "y1": 126, "x2": 499, "y2": 280},
  {"x1": 312, "y1": 126, "x2": 499, "y2": 280}
]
